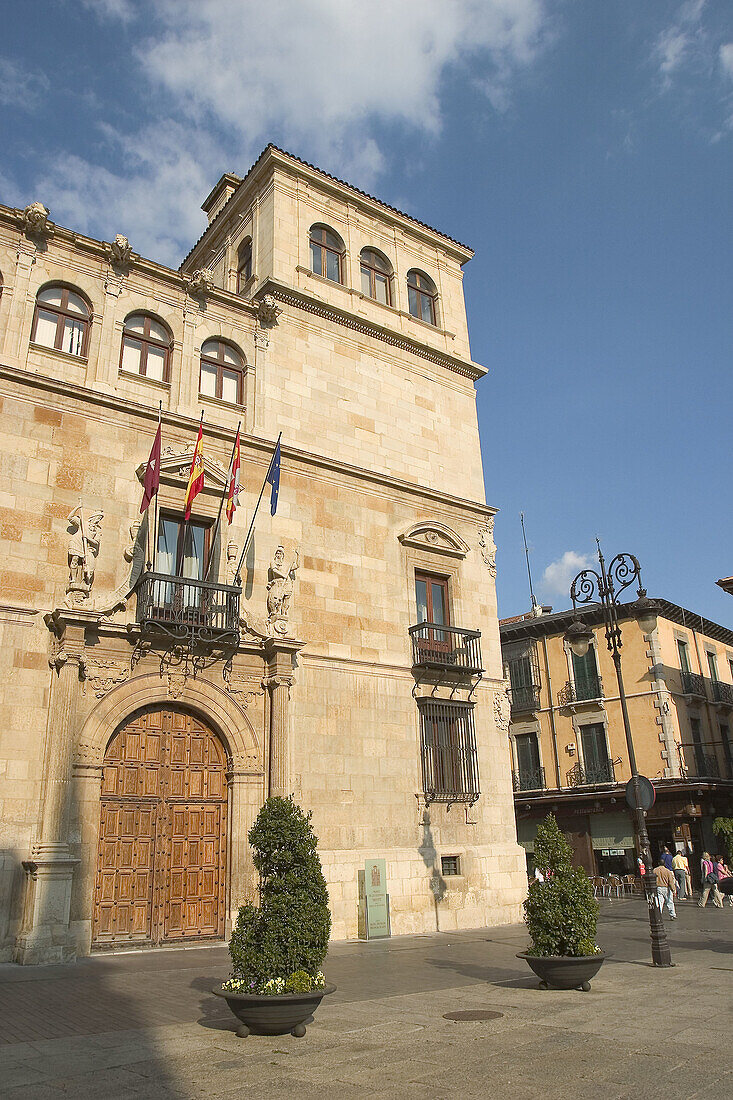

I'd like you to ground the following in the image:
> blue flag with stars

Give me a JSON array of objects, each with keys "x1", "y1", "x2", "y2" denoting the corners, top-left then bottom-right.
[{"x1": 266, "y1": 439, "x2": 280, "y2": 515}]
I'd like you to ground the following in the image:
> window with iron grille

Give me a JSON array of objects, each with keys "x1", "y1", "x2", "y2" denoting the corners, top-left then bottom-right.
[
  {"x1": 417, "y1": 698, "x2": 479, "y2": 806},
  {"x1": 504, "y1": 641, "x2": 540, "y2": 711},
  {"x1": 441, "y1": 855, "x2": 461, "y2": 877}
]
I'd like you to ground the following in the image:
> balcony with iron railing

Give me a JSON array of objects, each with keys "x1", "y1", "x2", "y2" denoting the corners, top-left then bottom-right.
[
  {"x1": 678, "y1": 742, "x2": 733, "y2": 780},
  {"x1": 134, "y1": 571, "x2": 241, "y2": 647},
  {"x1": 711, "y1": 679, "x2": 733, "y2": 707},
  {"x1": 680, "y1": 670, "x2": 706, "y2": 698},
  {"x1": 512, "y1": 766, "x2": 546, "y2": 793},
  {"x1": 558, "y1": 675, "x2": 603, "y2": 707},
  {"x1": 566, "y1": 757, "x2": 620, "y2": 787},
  {"x1": 410, "y1": 622, "x2": 483, "y2": 676},
  {"x1": 509, "y1": 684, "x2": 541, "y2": 715}
]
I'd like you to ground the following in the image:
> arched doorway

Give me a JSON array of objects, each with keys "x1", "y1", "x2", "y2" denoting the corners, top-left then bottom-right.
[{"x1": 93, "y1": 707, "x2": 228, "y2": 947}]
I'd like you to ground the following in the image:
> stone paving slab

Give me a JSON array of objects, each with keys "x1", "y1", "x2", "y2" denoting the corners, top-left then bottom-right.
[{"x1": 0, "y1": 900, "x2": 731, "y2": 1098}]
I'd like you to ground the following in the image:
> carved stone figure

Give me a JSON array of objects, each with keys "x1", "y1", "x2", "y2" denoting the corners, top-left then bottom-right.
[
  {"x1": 493, "y1": 685, "x2": 511, "y2": 733},
  {"x1": 66, "y1": 508, "x2": 104, "y2": 601},
  {"x1": 478, "y1": 522, "x2": 497, "y2": 578},
  {"x1": 226, "y1": 540, "x2": 239, "y2": 585},
  {"x1": 257, "y1": 294, "x2": 281, "y2": 325},
  {"x1": 187, "y1": 268, "x2": 214, "y2": 297},
  {"x1": 108, "y1": 234, "x2": 132, "y2": 266},
  {"x1": 20, "y1": 202, "x2": 53, "y2": 240},
  {"x1": 266, "y1": 545, "x2": 299, "y2": 634},
  {"x1": 123, "y1": 520, "x2": 141, "y2": 564}
]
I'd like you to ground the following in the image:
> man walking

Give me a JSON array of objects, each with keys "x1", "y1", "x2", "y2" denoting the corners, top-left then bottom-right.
[
  {"x1": 672, "y1": 850, "x2": 687, "y2": 900},
  {"x1": 652, "y1": 859, "x2": 677, "y2": 920},
  {"x1": 698, "y1": 852, "x2": 724, "y2": 909}
]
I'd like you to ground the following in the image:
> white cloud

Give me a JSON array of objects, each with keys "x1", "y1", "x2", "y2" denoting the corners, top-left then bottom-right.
[
  {"x1": 0, "y1": 57, "x2": 49, "y2": 111},
  {"x1": 29, "y1": 0, "x2": 551, "y2": 264},
  {"x1": 542, "y1": 551, "x2": 591, "y2": 598},
  {"x1": 721, "y1": 43, "x2": 733, "y2": 79},
  {"x1": 652, "y1": 0, "x2": 707, "y2": 89}
]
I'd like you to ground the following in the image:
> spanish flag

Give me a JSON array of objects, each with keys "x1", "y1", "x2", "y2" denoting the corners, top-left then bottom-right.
[
  {"x1": 184, "y1": 415, "x2": 205, "y2": 520},
  {"x1": 225, "y1": 428, "x2": 241, "y2": 524}
]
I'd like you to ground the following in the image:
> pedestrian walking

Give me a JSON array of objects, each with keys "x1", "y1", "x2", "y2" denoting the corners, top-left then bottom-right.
[
  {"x1": 672, "y1": 850, "x2": 687, "y2": 899},
  {"x1": 714, "y1": 856, "x2": 733, "y2": 909},
  {"x1": 698, "y1": 852, "x2": 724, "y2": 909},
  {"x1": 652, "y1": 861, "x2": 677, "y2": 919},
  {"x1": 660, "y1": 846, "x2": 674, "y2": 871}
]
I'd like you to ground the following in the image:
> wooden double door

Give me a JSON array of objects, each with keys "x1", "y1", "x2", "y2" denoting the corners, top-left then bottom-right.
[{"x1": 93, "y1": 708, "x2": 228, "y2": 947}]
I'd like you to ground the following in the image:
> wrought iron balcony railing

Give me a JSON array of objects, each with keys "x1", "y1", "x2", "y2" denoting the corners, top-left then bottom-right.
[
  {"x1": 566, "y1": 758, "x2": 619, "y2": 787},
  {"x1": 409, "y1": 623, "x2": 483, "y2": 675},
  {"x1": 509, "y1": 684, "x2": 541, "y2": 714},
  {"x1": 558, "y1": 676, "x2": 603, "y2": 706},
  {"x1": 417, "y1": 698, "x2": 480, "y2": 807},
  {"x1": 680, "y1": 671, "x2": 706, "y2": 698},
  {"x1": 711, "y1": 680, "x2": 733, "y2": 706},
  {"x1": 512, "y1": 767, "x2": 546, "y2": 793},
  {"x1": 135, "y1": 571, "x2": 240, "y2": 647}
]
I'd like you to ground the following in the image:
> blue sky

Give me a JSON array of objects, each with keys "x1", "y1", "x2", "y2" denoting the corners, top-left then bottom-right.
[{"x1": 2, "y1": 1, "x2": 732, "y2": 624}]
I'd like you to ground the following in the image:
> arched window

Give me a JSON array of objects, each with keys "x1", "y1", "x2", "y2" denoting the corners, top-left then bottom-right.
[
  {"x1": 199, "y1": 339, "x2": 245, "y2": 405},
  {"x1": 237, "y1": 238, "x2": 252, "y2": 294},
  {"x1": 32, "y1": 284, "x2": 91, "y2": 356},
  {"x1": 360, "y1": 248, "x2": 392, "y2": 305},
  {"x1": 407, "y1": 270, "x2": 438, "y2": 327},
  {"x1": 120, "y1": 313, "x2": 172, "y2": 381},
  {"x1": 309, "y1": 224, "x2": 343, "y2": 283}
]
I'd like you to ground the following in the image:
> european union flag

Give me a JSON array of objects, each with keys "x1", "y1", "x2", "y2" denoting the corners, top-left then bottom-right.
[{"x1": 266, "y1": 439, "x2": 281, "y2": 516}]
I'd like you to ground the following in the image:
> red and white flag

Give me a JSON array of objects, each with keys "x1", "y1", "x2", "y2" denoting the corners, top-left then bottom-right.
[
  {"x1": 225, "y1": 429, "x2": 241, "y2": 524},
  {"x1": 140, "y1": 412, "x2": 162, "y2": 513}
]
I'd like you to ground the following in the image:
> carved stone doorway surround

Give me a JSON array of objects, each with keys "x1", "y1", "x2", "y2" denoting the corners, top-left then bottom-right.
[{"x1": 14, "y1": 608, "x2": 308, "y2": 964}]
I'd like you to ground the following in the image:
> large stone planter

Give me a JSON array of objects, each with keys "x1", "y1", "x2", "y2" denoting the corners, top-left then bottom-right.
[
  {"x1": 517, "y1": 952, "x2": 606, "y2": 991},
  {"x1": 213, "y1": 983, "x2": 336, "y2": 1037}
]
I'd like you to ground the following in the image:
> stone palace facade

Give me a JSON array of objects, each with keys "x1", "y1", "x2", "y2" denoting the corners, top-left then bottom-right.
[{"x1": 0, "y1": 146, "x2": 525, "y2": 963}]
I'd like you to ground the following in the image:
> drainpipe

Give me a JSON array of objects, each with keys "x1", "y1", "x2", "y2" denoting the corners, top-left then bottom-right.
[{"x1": 541, "y1": 635, "x2": 562, "y2": 788}]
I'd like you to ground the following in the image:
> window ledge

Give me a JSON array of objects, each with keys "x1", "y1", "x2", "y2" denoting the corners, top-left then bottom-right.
[
  {"x1": 29, "y1": 342, "x2": 88, "y2": 366},
  {"x1": 199, "y1": 392, "x2": 245, "y2": 413},
  {"x1": 295, "y1": 265, "x2": 349, "y2": 292},
  {"x1": 119, "y1": 369, "x2": 171, "y2": 389}
]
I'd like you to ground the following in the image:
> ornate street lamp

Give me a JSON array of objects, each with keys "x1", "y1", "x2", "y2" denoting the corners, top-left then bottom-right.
[{"x1": 564, "y1": 540, "x2": 672, "y2": 968}]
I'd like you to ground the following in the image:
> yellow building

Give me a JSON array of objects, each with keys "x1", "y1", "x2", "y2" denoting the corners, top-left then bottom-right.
[
  {"x1": 0, "y1": 146, "x2": 526, "y2": 964},
  {"x1": 500, "y1": 600, "x2": 733, "y2": 879}
]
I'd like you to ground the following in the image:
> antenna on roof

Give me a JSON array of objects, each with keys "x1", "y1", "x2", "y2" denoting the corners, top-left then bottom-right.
[{"x1": 520, "y1": 512, "x2": 538, "y2": 612}]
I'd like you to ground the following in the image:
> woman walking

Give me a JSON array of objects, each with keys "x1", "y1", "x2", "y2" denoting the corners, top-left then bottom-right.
[{"x1": 698, "y1": 852, "x2": 724, "y2": 909}]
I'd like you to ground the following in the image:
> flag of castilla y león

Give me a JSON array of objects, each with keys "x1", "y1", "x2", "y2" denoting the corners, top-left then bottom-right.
[
  {"x1": 225, "y1": 428, "x2": 241, "y2": 524},
  {"x1": 184, "y1": 418, "x2": 205, "y2": 520}
]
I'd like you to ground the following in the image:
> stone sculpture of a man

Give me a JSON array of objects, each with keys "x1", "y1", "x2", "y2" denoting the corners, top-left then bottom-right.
[{"x1": 266, "y1": 545, "x2": 299, "y2": 630}]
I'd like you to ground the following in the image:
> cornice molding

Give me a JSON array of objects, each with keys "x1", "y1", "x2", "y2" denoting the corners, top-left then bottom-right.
[{"x1": 263, "y1": 280, "x2": 485, "y2": 381}]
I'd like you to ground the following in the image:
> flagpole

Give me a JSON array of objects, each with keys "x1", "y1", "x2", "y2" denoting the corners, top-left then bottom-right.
[
  {"x1": 150, "y1": 401, "x2": 162, "y2": 572},
  {"x1": 233, "y1": 432, "x2": 281, "y2": 586},
  {"x1": 204, "y1": 421, "x2": 240, "y2": 582}
]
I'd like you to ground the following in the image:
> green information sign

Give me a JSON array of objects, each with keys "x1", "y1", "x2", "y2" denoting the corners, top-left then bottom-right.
[{"x1": 358, "y1": 859, "x2": 390, "y2": 939}]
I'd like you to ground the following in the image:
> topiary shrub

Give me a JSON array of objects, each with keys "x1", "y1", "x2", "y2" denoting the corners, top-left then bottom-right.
[
  {"x1": 524, "y1": 814, "x2": 600, "y2": 958},
  {"x1": 227, "y1": 797, "x2": 331, "y2": 993}
]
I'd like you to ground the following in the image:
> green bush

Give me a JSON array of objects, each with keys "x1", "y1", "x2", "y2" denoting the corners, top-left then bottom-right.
[
  {"x1": 285, "y1": 969, "x2": 313, "y2": 993},
  {"x1": 228, "y1": 797, "x2": 331, "y2": 991},
  {"x1": 524, "y1": 814, "x2": 600, "y2": 958}
]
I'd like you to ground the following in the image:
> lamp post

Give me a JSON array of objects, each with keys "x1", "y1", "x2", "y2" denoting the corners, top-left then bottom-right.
[{"x1": 565, "y1": 539, "x2": 672, "y2": 968}]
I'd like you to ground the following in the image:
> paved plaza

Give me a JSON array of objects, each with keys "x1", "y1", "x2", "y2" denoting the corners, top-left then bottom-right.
[{"x1": 0, "y1": 898, "x2": 731, "y2": 1099}]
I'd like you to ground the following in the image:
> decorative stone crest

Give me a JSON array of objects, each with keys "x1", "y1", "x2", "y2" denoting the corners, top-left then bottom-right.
[
  {"x1": 266, "y1": 546, "x2": 299, "y2": 636},
  {"x1": 257, "y1": 294, "x2": 281, "y2": 325},
  {"x1": 187, "y1": 268, "x2": 214, "y2": 297},
  {"x1": 478, "y1": 520, "x2": 497, "y2": 578},
  {"x1": 239, "y1": 604, "x2": 272, "y2": 642},
  {"x1": 19, "y1": 201, "x2": 53, "y2": 241},
  {"x1": 65, "y1": 506, "x2": 104, "y2": 605},
  {"x1": 493, "y1": 684, "x2": 511, "y2": 733},
  {"x1": 107, "y1": 234, "x2": 132, "y2": 266},
  {"x1": 84, "y1": 659, "x2": 129, "y2": 699},
  {"x1": 166, "y1": 671, "x2": 187, "y2": 699}
]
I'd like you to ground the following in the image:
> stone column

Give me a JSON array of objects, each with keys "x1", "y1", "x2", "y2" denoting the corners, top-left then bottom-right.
[
  {"x1": 227, "y1": 770, "x2": 265, "y2": 931},
  {"x1": 263, "y1": 637, "x2": 305, "y2": 799},
  {"x1": 14, "y1": 614, "x2": 87, "y2": 964}
]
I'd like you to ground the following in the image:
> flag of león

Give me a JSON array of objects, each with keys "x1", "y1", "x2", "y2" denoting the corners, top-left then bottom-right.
[
  {"x1": 140, "y1": 417, "x2": 162, "y2": 513},
  {"x1": 225, "y1": 429, "x2": 241, "y2": 524}
]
